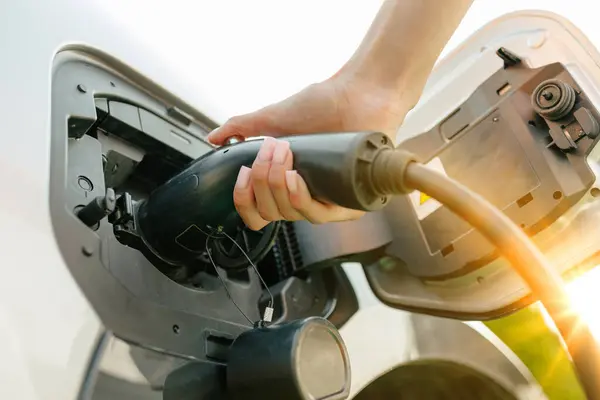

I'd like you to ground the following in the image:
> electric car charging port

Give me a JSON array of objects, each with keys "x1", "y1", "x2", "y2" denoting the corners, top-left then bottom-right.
[{"x1": 49, "y1": 51, "x2": 359, "y2": 398}]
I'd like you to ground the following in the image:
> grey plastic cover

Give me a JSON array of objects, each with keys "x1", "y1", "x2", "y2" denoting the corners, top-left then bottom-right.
[{"x1": 363, "y1": 11, "x2": 600, "y2": 319}]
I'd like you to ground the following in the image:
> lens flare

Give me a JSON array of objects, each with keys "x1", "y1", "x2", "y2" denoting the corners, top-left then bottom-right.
[{"x1": 566, "y1": 267, "x2": 600, "y2": 340}]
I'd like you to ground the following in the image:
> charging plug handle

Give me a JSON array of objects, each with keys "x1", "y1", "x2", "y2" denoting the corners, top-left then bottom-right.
[{"x1": 135, "y1": 132, "x2": 393, "y2": 265}]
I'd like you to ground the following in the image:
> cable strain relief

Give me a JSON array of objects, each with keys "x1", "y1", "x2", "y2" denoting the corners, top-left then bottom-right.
[{"x1": 371, "y1": 149, "x2": 419, "y2": 195}]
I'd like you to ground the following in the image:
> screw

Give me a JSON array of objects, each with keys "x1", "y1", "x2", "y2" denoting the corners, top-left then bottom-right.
[
  {"x1": 172, "y1": 325, "x2": 180, "y2": 334},
  {"x1": 541, "y1": 90, "x2": 553, "y2": 101},
  {"x1": 77, "y1": 84, "x2": 87, "y2": 93},
  {"x1": 82, "y1": 246, "x2": 94, "y2": 257},
  {"x1": 493, "y1": 117, "x2": 499, "y2": 122}
]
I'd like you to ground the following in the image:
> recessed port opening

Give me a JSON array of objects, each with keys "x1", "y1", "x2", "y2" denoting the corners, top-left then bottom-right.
[
  {"x1": 53, "y1": 54, "x2": 300, "y2": 368},
  {"x1": 88, "y1": 100, "x2": 193, "y2": 198},
  {"x1": 497, "y1": 82, "x2": 511, "y2": 96},
  {"x1": 55, "y1": 57, "x2": 357, "y2": 354},
  {"x1": 65, "y1": 100, "x2": 208, "y2": 286}
]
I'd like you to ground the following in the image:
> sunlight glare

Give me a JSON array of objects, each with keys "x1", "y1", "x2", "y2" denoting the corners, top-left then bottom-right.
[{"x1": 567, "y1": 267, "x2": 600, "y2": 340}]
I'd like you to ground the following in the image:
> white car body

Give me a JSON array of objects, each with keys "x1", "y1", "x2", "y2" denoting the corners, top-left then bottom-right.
[{"x1": 1, "y1": 1, "x2": 597, "y2": 398}]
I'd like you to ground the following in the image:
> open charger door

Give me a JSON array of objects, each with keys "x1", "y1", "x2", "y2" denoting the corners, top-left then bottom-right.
[{"x1": 362, "y1": 11, "x2": 600, "y2": 320}]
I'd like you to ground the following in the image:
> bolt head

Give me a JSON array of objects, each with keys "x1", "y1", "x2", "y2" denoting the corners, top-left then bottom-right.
[
  {"x1": 536, "y1": 84, "x2": 561, "y2": 108},
  {"x1": 77, "y1": 84, "x2": 87, "y2": 93},
  {"x1": 541, "y1": 90, "x2": 554, "y2": 101}
]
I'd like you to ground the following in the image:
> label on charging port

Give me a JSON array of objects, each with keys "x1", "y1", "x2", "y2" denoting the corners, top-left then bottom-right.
[{"x1": 409, "y1": 157, "x2": 447, "y2": 220}]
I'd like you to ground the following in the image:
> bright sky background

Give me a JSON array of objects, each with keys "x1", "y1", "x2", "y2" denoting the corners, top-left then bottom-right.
[{"x1": 94, "y1": 1, "x2": 599, "y2": 124}]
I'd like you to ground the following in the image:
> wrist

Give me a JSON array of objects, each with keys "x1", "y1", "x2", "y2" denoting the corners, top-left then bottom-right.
[
  {"x1": 325, "y1": 70, "x2": 413, "y2": 143},
  {"x1": 334, "y1": 60, "x2": 418, "y2": 110}
]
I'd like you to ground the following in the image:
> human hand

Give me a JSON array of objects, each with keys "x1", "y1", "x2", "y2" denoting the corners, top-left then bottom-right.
[{"x1": 208, "y1": 75, "x2": 409, "y2": 230}]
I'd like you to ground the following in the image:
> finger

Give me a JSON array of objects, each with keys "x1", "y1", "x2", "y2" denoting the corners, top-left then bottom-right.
[
  {"x1": 268, "y1": 141, "x2": 304, "y2": 220},
  {"x1": 233, "y1": 166, "x2": 269, "y2": 231},
  {"x1": 251, "y1": 137, "x2": 282, "y2": 221},
  {"x1": 286, "y1": 171, "x2": 365, "y2": 224},
  {"x1": 327, "y1": 207, "x2": 366, "y2": 222},
  {"x1": 207, "y1": 112, "x2": 270, "y2": 145},
  {"x1": 285, "y1": 170, "x2": 329, "y2": 224}
]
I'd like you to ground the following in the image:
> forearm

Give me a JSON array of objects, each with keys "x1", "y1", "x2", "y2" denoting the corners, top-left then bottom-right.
[{"x1": 340, "y1": 0, "x2": 473, "y2": 109}]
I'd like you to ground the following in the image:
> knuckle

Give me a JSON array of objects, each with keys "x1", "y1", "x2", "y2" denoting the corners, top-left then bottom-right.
[
  {"x1": 221, "y1": 118, "x2": 247, "y2": 137},
  {"x1": 281, "y1": 210, "x2": 301, "y2": 221},
  {"x1": 290, "y1": 198, "x2": 311, "y2": 215},
  {"x1": 291, "y1": 200, "x2": 314, "y2": 220},
  {"x1": 247, "y1": 221, "x2": 266, "y2": 231},
  {"x1": 257, "y1": 206, "x2": 279, "y2": 221},
  {"x1": 297, "y1": 205, "x2": 326, "y2": 224},
  {"x1": 233, "y1": 191, "x2": 250, "y2": 207},
  {"x1": 252, "y1": 167, "x2": 270, "y2": 185},
  {"x1": 235, "y1": 206, "x2": 251, "y2": 221},
  {"x1": 226, "y1": 116, "x2": 246, "y2": 130},
  {"x1": 288, "y1": 192, "x2": 304, "y2": 209},
  {"x1": 226, "y1": 115, "x2": 242, "y2": 125},
  {"x1": 268, "y1": 174, "x2": 286, "y2": 190}
]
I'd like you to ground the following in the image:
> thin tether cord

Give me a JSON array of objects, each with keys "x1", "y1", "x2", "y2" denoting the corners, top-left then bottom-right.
[
  {"x1": 205, "y1": 235, "x2": 254, "y2": 326},
  {"x1": 220, "y1": 229, "x2": 275, "y2": 309}
]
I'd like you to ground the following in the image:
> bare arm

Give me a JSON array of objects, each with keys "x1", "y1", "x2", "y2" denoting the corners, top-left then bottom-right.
[{"x1": 340, "y1": 0, "x2": 474, "y2": 110}]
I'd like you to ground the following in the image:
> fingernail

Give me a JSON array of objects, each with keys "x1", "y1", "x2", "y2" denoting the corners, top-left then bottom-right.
[
  {"x1": 236, "y1": 166, "x2": 251, "y2": 189},
  {"x1": 286, "y1": 170, "x2": 298, "y2": 193},
  {"x1": 272, "y1": 140, "x2": 290, "y2": 164},
  {"x1": 257, "y1": 137, "x2": 276, "y2": 162}
]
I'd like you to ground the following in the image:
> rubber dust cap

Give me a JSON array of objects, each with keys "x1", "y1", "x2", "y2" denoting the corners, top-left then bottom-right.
[{"x1": 227, "y1": 317, "x2": 351, "y2": 400}]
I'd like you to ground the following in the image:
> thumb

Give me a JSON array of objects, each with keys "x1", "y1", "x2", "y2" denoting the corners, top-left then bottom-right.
[{"x1": 207, "y1": 112, "x2": 270, "y2": 145}]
